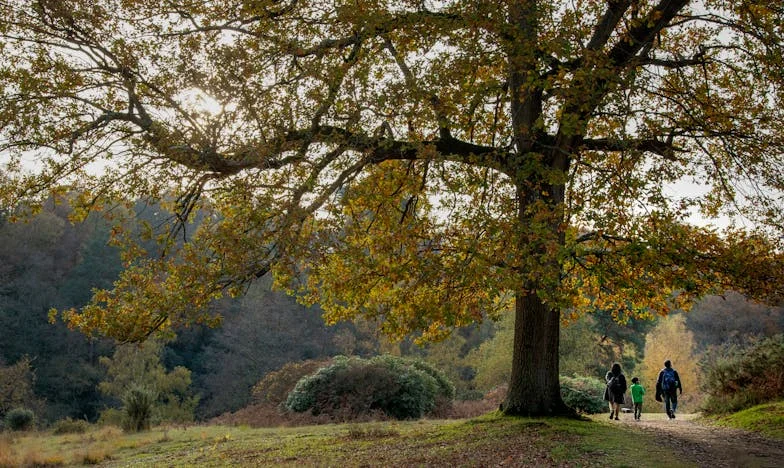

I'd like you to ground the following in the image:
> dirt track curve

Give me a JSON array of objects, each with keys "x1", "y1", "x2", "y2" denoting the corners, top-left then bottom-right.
[{"x1": 619, "y1": 413, "x2": 784, "y2": 467}]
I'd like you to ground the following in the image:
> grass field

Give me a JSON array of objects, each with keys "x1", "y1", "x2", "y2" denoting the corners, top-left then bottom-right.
[
  {"x1": 1, "y1": 412, "x2": 685, "y2": 467},
  {"x1": 706, "y1": 401, "x2": 784, "y2": 439}
]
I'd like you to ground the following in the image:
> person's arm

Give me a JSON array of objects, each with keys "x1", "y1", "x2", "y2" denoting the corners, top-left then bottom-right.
[{"x1": 675, "y1": 370, "x2": 683, "y2": 394}]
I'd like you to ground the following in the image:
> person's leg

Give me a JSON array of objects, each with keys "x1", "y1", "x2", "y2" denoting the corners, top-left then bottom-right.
[
  {"x1": 664, "y1": 393, "x2": 673, "y2": 418},
  {"x1": 613, "y1": 402, "x2": 620, "y2": 419},
  {"x1": 609, "y1": 401, "x2": 614, "y2": 419},
  {"x1": 671, "y1": 392, "x2": 678, "y2": 417}
]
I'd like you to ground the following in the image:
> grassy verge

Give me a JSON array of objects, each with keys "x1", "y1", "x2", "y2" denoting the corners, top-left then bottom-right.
[
  {"x1": 0, "y1": 412, "x2": 685, "y2": 467},
  {"x1": 705, "y1": 400, "x2": 784, "y2": 440}
]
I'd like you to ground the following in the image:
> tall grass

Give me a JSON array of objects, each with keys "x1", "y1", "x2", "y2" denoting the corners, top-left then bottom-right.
[{"x1": 0, "y1": 425, "x2": 128, "y2": 466}]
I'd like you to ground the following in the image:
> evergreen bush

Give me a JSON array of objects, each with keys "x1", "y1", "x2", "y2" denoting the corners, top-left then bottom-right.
[
  {"x1": 4, "y1": 407, "x2": 35, "y2": 431},
  {"x1": 560, "y1": 375, "x2": 607, "y2": 414},
  {"x1": 285, "y1": 355, "x2": 454, "y2": 420},
  {"x1": 386, "y1": 366, "x2": 437, "y2": 419},
  {"x1": 409, "y1": 358, "x2": 456, "y2": 401},
  {"x1": 252, "y1": 359, "x2": 333, "y2": 405}
]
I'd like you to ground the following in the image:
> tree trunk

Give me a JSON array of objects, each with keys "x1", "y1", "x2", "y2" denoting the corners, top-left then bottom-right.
[
  {"x1": 501, "y1": 178, "x2": 572, "y2": 416},
  {"x1": 502, "y1": 289, "x2": 572, "y2": 416}
]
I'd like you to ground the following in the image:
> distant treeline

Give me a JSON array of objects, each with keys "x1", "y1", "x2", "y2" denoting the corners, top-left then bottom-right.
[{"x1": 0, "y1": 200, "x2": 377, "y2": 422}]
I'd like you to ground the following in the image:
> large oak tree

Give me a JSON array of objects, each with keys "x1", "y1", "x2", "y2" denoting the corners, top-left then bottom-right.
[{"x1": 1, "y1": 0, "x2": 783, "y2": 415}]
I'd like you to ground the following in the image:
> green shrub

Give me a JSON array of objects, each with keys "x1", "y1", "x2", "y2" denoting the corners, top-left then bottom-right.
[
  {"x1": 285, "y1": 355, "x2": 454, "y2": 420},
  {"x1": 122, "y1": 385, "x2": 157, "y2": 432},
  {"x1": 701, "y1": 334, "x2": 784, "y2": 414},
  {"x1": 388, "y1": 367, "x2": 438, "y2": 419},
  {"x1": 285, "y1": 356, "x2": 351, "y2": 414},
  {"x1": 560, "y1": 375, "x2": 607, "y2": 414},
  {"x1": 52, "y1": 417, "x2": 90, "y2": 434},
  {"x1": 409, "y1": 358, "x2": 456, "y2": 401},
  {"x1": 252, "y1": 359, "x2": 333, "y2": 405},
  {"x1": 4, "y1": 407, "x2": 35, "y2": 431}
]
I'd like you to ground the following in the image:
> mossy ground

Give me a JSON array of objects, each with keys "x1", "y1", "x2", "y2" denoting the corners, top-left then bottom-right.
[{"x1": 706, "y1": 400, "x2": 784, "y2": 440}]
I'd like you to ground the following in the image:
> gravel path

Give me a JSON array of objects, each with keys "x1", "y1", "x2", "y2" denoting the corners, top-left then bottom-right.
[{"x1": 619, "y1": 413, "x2": 784, "y2": 467}]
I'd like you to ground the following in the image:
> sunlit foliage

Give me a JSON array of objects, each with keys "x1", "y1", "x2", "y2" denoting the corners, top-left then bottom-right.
[{"x1": 640, "y1": 314, "x2": 701, "y2": 412}]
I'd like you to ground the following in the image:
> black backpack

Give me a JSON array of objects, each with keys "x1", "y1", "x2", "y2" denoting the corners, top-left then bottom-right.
[{"x1": 608, "y1": 374, "x2": 623, "y2": 392}]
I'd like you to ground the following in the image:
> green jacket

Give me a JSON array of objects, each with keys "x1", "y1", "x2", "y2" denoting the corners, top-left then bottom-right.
[{"x1": 630, "y1": 383, "x2": 645, "y2": 404}]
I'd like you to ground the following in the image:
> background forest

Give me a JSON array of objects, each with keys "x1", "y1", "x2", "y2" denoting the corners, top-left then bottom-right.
[{"x1": 2, "y1": 201, "x2": 783, "y2": 426}]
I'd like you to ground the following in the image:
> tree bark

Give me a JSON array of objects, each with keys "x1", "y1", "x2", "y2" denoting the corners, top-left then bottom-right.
[{"x1": 502, "y1": 289, "x2": 572, "y2": 416}]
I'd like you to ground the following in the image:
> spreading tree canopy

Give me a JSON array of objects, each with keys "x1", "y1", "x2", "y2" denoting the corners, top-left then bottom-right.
[{"x1": 1, "y1": 0, "x2": 783, "y2": 415}]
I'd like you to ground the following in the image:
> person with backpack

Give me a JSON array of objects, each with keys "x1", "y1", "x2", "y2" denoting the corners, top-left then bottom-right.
[
  {"x1": 603, "y1": 362, "x2": 627, "y2": 420},
  {"x1": 655, "y1": 360, "x2": 682, "y2": 419},
  {"x1": 630, "y1": 377, "x2": 645, "y2": 420}
]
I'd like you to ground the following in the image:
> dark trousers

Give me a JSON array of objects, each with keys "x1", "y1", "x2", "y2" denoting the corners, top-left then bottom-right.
[
  {"x1": 664, "y1": 391, "x2": 678, "y2": 416},
  {"x1": 633, "y1": 402, "x2": 642, "y2": 419}
]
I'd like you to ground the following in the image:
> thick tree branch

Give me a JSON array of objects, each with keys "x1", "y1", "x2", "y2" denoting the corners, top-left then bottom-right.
[
  {"x1": 582, "y1": 136, "x2": 685, "y2": 160},
  {"x1": 552, "y1": 0, "x2": 690, "y2": 169},
  {"x1": 608, "y1": 0, "x2": 690, "y2": 67},
  {"x1": 131, "y1": 120, "x2": 507, "y2": 177},
  {"x1": 637, "y1": 52, "x2": 708, "y2": 68},
  {"x1": 586, "y1": 0, "x2": 633, "y2": 51}
]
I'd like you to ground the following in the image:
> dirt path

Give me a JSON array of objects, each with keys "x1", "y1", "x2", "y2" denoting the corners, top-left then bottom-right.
[{"x1": 619, "y1": 413, "x2": 784, "y2": 467}]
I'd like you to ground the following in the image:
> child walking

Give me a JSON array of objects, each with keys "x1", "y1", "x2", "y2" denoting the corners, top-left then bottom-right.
[{"x1": 630, "y1": 377, "x2": 645, "y2": 420}]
